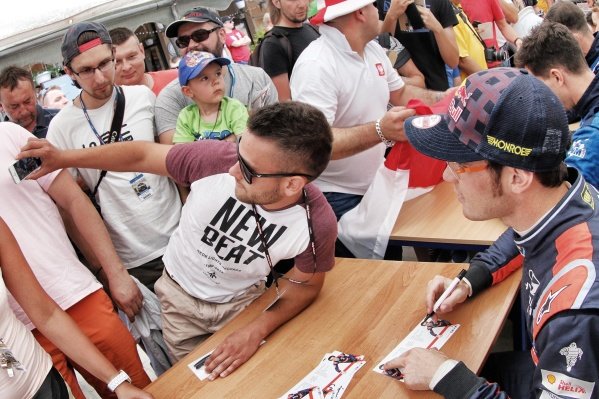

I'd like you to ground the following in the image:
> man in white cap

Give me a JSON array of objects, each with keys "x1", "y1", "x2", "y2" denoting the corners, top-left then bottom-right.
[{"x1": 291, "y1": 0, "x2": 447, "y2": 222}]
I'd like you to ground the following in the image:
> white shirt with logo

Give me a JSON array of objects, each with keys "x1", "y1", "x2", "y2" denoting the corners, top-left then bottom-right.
[
  {"x1": 291, "y1": 24, "x2": 405, "y2": 195},
  {"x1": 47, "y1": 85, "x2": 181, "y2": 268}
]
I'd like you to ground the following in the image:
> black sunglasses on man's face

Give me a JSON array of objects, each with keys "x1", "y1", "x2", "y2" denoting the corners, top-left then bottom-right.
[
  {"x1": 236, "y1": 138, "x2": 314, "y2": 184},
  {"x1": 176, "y1": 26, "x2": 220, "y2": 49}
]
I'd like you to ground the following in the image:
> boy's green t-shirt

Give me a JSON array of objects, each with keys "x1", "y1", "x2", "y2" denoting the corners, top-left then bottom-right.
[{"x1": 174, "y1": 96, "x2": 249, "y2": 143}]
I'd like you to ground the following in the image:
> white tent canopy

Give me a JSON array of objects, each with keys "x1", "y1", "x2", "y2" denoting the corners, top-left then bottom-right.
[{"x1": 0, "y1": 0, "x2": 235, "y2": 54}]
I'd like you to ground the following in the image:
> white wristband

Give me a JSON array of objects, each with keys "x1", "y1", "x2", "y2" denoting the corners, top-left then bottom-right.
[
  {"x1": 375, "y1": 119, "x2": 395, "y2": 147},
  {"x1": 107, "y1": 370, "x2": 131, "y2": 392}
]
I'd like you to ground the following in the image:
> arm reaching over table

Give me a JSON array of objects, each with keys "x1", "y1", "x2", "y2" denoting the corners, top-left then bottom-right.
[{"x1": 204, "y1": 268, "x2": 325, "y2": 380}]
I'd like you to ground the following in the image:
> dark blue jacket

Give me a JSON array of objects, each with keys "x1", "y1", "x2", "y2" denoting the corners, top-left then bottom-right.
[
  {"x1": 587, "y1": 33, "x2": 599, "y2": 74},
  {"x1": 3, "y1": 104, "x2": 58, "y2": 139},
  {"x1": 434, "y1": 170, "x2": 599, "y2": 399},
  {"x1": 568, "y1": 72, "x2": 599, "y2": 188}
]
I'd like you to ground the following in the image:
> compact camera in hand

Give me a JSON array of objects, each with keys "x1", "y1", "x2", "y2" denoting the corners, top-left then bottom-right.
[{"x1": 484, "y1": 46, "x2": 508, "y2": 62}]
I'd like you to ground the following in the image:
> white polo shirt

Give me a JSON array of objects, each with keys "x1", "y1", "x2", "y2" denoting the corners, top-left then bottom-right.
[{"x1": 291, "y1": 24, "x2": 404, "y2": 195}]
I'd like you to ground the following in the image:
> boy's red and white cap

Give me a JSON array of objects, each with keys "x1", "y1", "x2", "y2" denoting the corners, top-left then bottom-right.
[{"x1": 310, "y1": 0, "x2": 375, "y2": 25}]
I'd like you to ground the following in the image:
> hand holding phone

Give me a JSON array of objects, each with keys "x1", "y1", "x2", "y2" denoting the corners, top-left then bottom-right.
[{"x1": 9, "y1": 157, "x2": 42, "y2": 184}]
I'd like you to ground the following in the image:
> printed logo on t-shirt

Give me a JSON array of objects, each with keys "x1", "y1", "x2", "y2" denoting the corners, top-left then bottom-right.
[
  {"x1": 82, "y1": 124, "x2": 133, "y2": 148},
  {"x1": 375, "y1": 63, "x2": 385, "y2": 76},
  {"x1": 198, "y1": 197, "x2": 289, "y2": 281}
]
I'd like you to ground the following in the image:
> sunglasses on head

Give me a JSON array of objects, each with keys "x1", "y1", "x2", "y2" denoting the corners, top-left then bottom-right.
[{"x1": 175, "y1": 26, "x2": 220, "y2": 49}]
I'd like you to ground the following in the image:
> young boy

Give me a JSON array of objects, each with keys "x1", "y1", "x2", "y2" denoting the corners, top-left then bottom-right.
[{"x1": 174, "y1": 51, "x2": 248, "y2": 143}]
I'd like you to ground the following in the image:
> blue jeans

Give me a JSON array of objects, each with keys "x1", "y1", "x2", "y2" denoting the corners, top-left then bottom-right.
[{"x1": 323, "y1": 192, "x2": 363, "y2": 221}]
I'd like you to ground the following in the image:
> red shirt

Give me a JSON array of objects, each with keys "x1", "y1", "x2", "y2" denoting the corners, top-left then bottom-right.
[
  {"x1": 148, "y1": 69, "x2": 178, "y2": 96},
  {"x1": 225, "y1": 29, "x2": 251, "y2": 63}
]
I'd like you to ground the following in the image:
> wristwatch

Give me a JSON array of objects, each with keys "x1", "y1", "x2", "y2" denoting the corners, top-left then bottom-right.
[{"x1": 107, "y1": 370, "x2": 131, "y2": 392}]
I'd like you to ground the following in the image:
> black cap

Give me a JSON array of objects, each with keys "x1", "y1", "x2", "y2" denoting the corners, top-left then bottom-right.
[
  {"x1": 165, "y1": 7, "x2": 223, "y2": 38},
  {"x1": 61, "y1": 22, "x2": 112, "y2": 65}
]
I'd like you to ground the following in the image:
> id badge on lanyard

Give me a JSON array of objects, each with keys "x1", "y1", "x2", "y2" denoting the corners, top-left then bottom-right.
[{"x1": 129, "y1": 173, "x2": 153, "y2": 201}]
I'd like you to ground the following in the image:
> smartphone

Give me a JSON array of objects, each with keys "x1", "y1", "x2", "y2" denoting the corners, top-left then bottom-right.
[
  {"x1": 405, "y1": 3, "x2": 426, "y2": 30},
  {"x1": 9, "y1": 157, "x2": 42, "y2": 183}
]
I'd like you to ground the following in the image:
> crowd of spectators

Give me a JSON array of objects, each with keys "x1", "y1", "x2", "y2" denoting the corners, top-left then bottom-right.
[{"x1": 1, "y1": 0, "x2": 599, "y2": 398}]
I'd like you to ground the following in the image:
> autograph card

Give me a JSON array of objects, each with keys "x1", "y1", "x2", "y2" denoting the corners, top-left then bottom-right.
[
  {"x1": 188, "y1": 340, "x2": 268, "y2": 381},
  {"x1": 280, "y1": 351, "x2": 366, "y2": 399},
  {"x1": 373, "y1": 320, "x2": 460, "y2": 380},
  {"x1": 284, "y1": 386, "x2": 325, "y2": 399},
  {"x1": 187, "y1": 350, "x2": 214, "y2": 381}
]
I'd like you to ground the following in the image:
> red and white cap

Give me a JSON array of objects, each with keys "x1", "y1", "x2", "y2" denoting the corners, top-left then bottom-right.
[{"x1": 309, "y1": 0, "x2": 375, "y2": 25}]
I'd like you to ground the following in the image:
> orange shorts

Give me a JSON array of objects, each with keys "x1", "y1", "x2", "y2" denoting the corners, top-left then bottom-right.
[{"x1": 33, "y1": 289, "x2": 150, "y2": 399}]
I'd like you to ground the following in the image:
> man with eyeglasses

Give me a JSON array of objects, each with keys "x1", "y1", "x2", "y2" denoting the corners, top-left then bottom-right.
[
  {"x1": 383, "y1": 68, "x2": 599, "y2": 398},
  {"x1": 155, "y1": 7, "x2": 278, "y2": 145},
  {"x1": 47, "y1": 22, "x2": 181, "y2": 294},
  {"x1": 0, "y1": 66, "x2": 60, "y2": 139},
  {"x1": 21, "y1": 101, "x2": 337, "y2": 379},
  {"x1": 109, "y1": 27, "x2": 178, "y2": 95}
]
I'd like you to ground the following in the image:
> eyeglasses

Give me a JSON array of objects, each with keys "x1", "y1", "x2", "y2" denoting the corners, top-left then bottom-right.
[
  {"x1": 71, "y1": 58, "x2": 114, "y2": 80},
  {"x1": 446, "y1": 161, "x2": 488, "y2": 179},
  {"x1": 175, "y1": 27, "x2": 220, "y2": 49},
  {"x1": 236, "y1": 138, "x2": 315, "y2": 184}
]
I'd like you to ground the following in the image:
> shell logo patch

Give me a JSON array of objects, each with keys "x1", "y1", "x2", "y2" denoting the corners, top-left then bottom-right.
[{"x1": 541, "y1": 369, "x2": 594, "y2": 399}]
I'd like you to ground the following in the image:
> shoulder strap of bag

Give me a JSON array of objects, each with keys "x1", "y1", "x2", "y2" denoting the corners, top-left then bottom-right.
[
  {"x1": 452, "y1": 4, "x2": 488, "y2": 49},
  {"x1": 92, "y1": 85, "x2": 126, "y2": 197}
]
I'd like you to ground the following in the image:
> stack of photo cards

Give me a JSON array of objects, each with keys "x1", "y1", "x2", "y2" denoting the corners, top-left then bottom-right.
[
  {"x1": 279, "y1": 351, "x2": 366, "y2": 399},
  {"x1": 373, "y1": 319, "x2": 460, "y2": 381}
]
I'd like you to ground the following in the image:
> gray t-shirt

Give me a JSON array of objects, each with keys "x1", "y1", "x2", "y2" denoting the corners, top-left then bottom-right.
[{"x1": 155, "y1": 63, "x2": 278, "y2": 135}]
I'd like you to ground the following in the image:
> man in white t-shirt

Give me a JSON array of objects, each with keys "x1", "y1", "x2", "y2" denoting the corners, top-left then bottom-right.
[
  {"x1": 291, "y1": 0, "x2": 448, "y2": 221},
  {"x1": 0, "y1": 122, "x2": 149, "y2": 398},
  {"x1": 21, "y1": 101, "x2": 337, "y2": 380},
  {"x1": 48, "y1": 21, "x2": 181, "y2": 292}
]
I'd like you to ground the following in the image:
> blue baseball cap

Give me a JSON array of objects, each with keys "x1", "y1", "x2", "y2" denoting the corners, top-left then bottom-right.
[
  {"x1": 404, "y1": 68, "x2": 570, "y2": 172},
  {"x1": 178, "y1": 51, "x2": 230, "y2": 86}
]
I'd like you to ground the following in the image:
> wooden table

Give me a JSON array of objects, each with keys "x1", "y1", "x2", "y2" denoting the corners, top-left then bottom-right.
[
  {"x1": 146, "y1": 258, "x2": 521, "y2": 399},
  {"x1": 390, "y1": 182, "x2": 507, "y2": 250}
]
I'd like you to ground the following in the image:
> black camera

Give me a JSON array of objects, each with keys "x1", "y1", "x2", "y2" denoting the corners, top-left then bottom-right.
[{"x1": 484, "y1": 46, "x2": 508, "y2": 62}]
